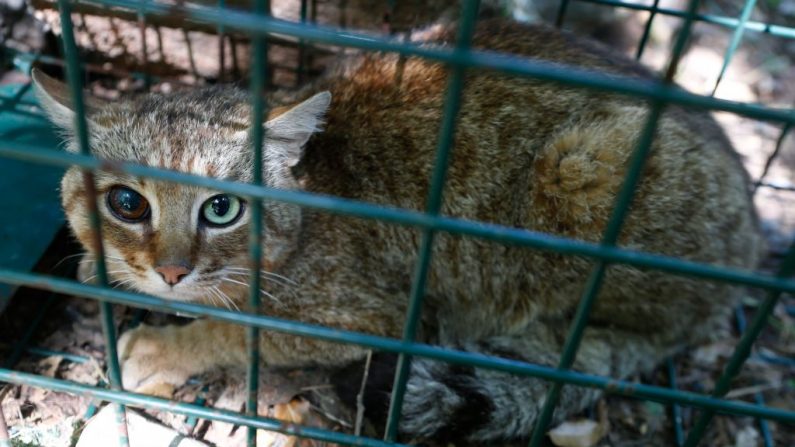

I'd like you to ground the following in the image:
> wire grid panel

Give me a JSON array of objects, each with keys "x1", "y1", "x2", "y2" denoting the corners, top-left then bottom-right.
[{"x1": 0, "y1": 1, "x2": 794, "y2": 447}]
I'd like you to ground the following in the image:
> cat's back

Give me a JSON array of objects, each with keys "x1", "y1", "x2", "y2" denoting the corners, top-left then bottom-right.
[
  {"x1": 302, "y1": 19, "x2": 745, "y2": 229},
  {"x1": 297, "y1": 19, "x2": 760, "y2": 341}
]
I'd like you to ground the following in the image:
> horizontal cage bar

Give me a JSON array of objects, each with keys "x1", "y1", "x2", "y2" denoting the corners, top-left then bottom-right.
[
  {"x1": 1, "y1": 143, "x2": 793, "y2": 296},
  {"x1": 0, "y1": 270, "x2": 794, "y2": 424},
  {"x1": 55, "y1": 0, "x2": 795, "y2": 124}
]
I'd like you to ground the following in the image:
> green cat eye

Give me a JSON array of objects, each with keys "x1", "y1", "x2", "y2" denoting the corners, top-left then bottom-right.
[
  {"x1": 107, "y1": 185, "x2": 150, "y2": 223},
  {"x1": 201, "y1": 194, "x2": 244, "y2": 227}
]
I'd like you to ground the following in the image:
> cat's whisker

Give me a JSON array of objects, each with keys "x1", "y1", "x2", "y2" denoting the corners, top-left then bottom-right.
[
  {"x1": 223, "y1": 267, "x2": 297, "y2": 288},
  {"x1": 52, "y1": 253, "x2": 87, "y2": 270},
  {"x1": 80, "y1": 269, "x2": 129, "y2": 284},
  {"x1": 111, "y1": 278, "x2": 136, "y2": 290},
  {"x1": 229, "y1": 272, "x2": 294, "y2": 289},
  {"x1": 213, "y1": 286, "x2": 241, "y2": 312},
  {"x1": 220, "y1": 277, "x2": 282, "y2": 305},
  {"x1": 208, "y1": 286, "x2": 226, "y2": 310},
  {"x1": 229, "y1": 267, "x2": 298, "y2": 286},
  {"x1": 206, "y1": 287, "x2": 223, "y2": 309},
  {"x1": 80, "y1": 274, "x2": 97, "y2": 284},
  {"x1": 260, "y1": 269, "x2": 299, "y2": 286},
  {"x1": 78, "y1": 255, "x2": 126, "y2": 265},
  {"x1": 208, "y1": 287, "x2": 224, "y2": 307},
  {"x1": 210, "y1": 286, "x2": 238, "y2": 311}
]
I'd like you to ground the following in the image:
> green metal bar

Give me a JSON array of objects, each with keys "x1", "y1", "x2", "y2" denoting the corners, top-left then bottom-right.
[
  {"x1": 573, "y1": 0, "x2": 795, "y2": 39},
  {"x1": 54, "y1": 0, "x2": 129, "y2": 445},
  {"x1": 683, "y1": 243, "x2": 795, "y2": 446},
  {"x1": 3, "y1": 294, "x2": 56, "y2": 368},
  {"x1": 64, "y1": 0, "x2": 795, "y2": 125},
  {"x1": 662, "y1": 0, "x2": 702, "y2": 82},
  {"x1": 383, "y1": 1, "x2": 480, "y2": 440},
  {"x1": 711, "y1": 0, "x2": 757, "y2": 96},
  {"x1": 0, "y1": 370, "x2": 409, "y2": 447},
  {"x1": 555, "y1": 0, "x2": 572, "y2": 28},
  {"x1": 734, "y1": 308, "x2": 773, "y2": 447},
  {"x1": 136, "y1": 0, "x2": 152, "y2": 89},
  {"x1": 16, "y1": 346, "x2": 90, "y2": 364},
  {"x1": 217, "y1": 0, "x2": 226, "y2": 82},
  {"x1": 756, "y1": 393, "x2": 774, "y2": 447},
  {"x1": 296, "y1": 0, "x2": 308, "y2": 85},
  {"x1": 3, "y1": 143, "x2": 795, "y2": 296},
  {"x1": 2, "y1": 269, "x2": 795, "y2": 423},
  {"x1": 528, "y1": 103, "x2": 665, "y2": 445},
  {"x1": 8, "y1": 47, "x2": 300, "y2": 89},
  {"x1": 756, "y1": 180, "x2": 795, "y2": 192},
  {"x1": 185, "y1": 387, "x2": 208, "y2": 432},
  {"x1": 667, "y1": 359, "x2": 685, "y2": 447},
  {"x1": 529, "y1": 2, "x2": 702, "y2": 443},
  {"x1": 247, "y1": 0, "x2": 270, "y2": 445},
  {"x1": 0, "y1": 81, "x2": 31, "y2": 109},
  {"x1": 635, "y1": 0, "x2": 660, "y2": 60},
  {"x1": 754, "y1": 122, "x2": 792, "y2": 193}
]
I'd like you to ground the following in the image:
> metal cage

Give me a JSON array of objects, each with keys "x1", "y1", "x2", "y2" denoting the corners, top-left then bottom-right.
[{"x1": 1, "y1": 0, "x2": 794, "y2": 446}]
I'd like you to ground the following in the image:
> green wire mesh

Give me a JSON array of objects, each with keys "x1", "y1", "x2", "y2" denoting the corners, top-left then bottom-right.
[{"x1": 0, "y1": 0, "x2": 794, "y2": 446}]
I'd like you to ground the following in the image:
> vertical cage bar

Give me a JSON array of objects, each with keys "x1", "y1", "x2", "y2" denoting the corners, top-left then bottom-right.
[
  {"x1": 754, "y1": 122, "x2": 792, "y2": 194},
  {"x1": 755, "y1": 393, "x2": 774, "y2": 447},
  {"x1": 683, "y1": 243, "x2": 795, "y2": 446},
  {"x1": 528, "y1": 103, "x2": 663, "y2": 447},
  {"x1": 217, "y1": 0, "x2": 227, "y2": 82},
  {"x1": 3, "y1": 294, "x2": 56, "y2": 369},
  {"x1": 246, "y1": 0, "x2": 270, "y2": 445},
  {"x1": 555, "y1": 0, "x2": 572, "y2": 28},
  {"x1": 636, "y1": 0, "x2": 660, "y2": 60},
  {"x1": 528, "y1": 2, "x2": 702, "y2": 445},
  {"x1": 383, "y1": 0, "x2": 480, "y2": 441},
  {"x1": 296, "y1": 0, "x2": 308, "y2": 85},
  {"x1": 384, "y1": 0, "x2": 397, "y2": 34},
  {"x1": 711, "y1": 0, "x2": 757, "y2": 96},
  {"x1": 137, "y1": 0, "x2": 151, "y2": 89},
  {"x1": 666, "y1": 359, "x2": 685, "y2": 447},
  {"x1": 56, "y1": 0, "x2": 129, "y2": 445},
  {"x1": 733, "y1": 307, "x2": 774, "y2": 447}
]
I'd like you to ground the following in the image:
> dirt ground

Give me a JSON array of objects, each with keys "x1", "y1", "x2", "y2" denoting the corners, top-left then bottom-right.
[{"x1": 1, "y1": 1, "x2": 794, "y2": 446}]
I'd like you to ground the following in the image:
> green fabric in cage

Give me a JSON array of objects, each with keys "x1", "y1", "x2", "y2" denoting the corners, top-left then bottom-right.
[{"x1": 0, "y1": 83, "x2": 65, "y2": 311}]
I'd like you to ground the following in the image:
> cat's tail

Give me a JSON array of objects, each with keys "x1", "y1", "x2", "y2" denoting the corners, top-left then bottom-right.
[{"x1": 332, "y1": 325, "x2": 665, "y2": 443}]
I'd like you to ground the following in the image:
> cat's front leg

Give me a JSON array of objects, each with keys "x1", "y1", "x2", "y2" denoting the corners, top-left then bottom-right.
[
  {"x1": 117, "y1": 317, "x2": 369, "y2": 397},
  {"x1": 117, "y1": 319, "x2": 246, "y2": 397}
]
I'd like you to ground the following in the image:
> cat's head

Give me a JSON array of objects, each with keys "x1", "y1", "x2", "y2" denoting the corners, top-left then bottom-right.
[{"x1": 33, "y1": 70, "x2": 330, "y2": 306}]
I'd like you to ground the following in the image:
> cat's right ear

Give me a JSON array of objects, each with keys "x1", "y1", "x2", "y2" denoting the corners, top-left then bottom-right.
[
  {"x1": 262, "y1": 91, "x2": 331, "y2": 168},
  {"x1": 31, "y1": 69, "x2": 105, "y2": 141}
]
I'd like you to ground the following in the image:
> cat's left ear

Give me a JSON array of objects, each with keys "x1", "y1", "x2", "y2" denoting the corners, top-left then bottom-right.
[
  {"x1": 31, "y1": 68, "x2": 106, "y2": 138},
  {"x1": 263, "y1": 91, "x2": 331, "y2": 167}
]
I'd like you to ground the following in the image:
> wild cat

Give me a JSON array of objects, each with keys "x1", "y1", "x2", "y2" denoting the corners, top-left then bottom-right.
[{"x1": 35, "y1": 19, "x2": 760, "y2": 444}]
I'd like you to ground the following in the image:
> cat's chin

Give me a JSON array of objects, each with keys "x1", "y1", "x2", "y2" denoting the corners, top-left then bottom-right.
[
  {"x1": 129, "y1": 282, "x2": 210, "y2": 304},
  {"x1": 141, "y1": 286, "x2": 241, "y2": 312}
]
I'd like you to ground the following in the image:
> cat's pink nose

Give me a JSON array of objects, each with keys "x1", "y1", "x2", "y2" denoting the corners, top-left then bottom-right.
[{"x1": 155, "y1": 265, "x2": 191, "y2": 286}]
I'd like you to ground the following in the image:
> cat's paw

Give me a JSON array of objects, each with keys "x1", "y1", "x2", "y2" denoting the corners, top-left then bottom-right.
[{"x1": 117, "y1": 324, "x2": 191, "y2": 398}]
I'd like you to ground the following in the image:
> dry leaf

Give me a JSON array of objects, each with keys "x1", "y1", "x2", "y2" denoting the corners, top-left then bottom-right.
[
  {"x1": 38, "y1": 356, "x2": 63, "y2": 378},
  {"x1": 76, "y1": 405, "x2": 209, "y2": 447},
  {"x1": 548, "y1": 419, "x2": 607, "y2": 447},
  {"x1": 734, "y1": 426, "x2": 759, "y2": 447}
]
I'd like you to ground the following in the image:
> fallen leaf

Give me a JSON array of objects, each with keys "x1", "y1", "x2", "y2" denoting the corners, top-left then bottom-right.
[
  {"x1": 548, "y1": 419, "x2": 607, "y2": 447},
  {"x1": 38, "y1": 356, "x2": 63, "y2": 378},
  {"x1": 734, "y1": 426, "x2": 759, "y2": 447}
]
